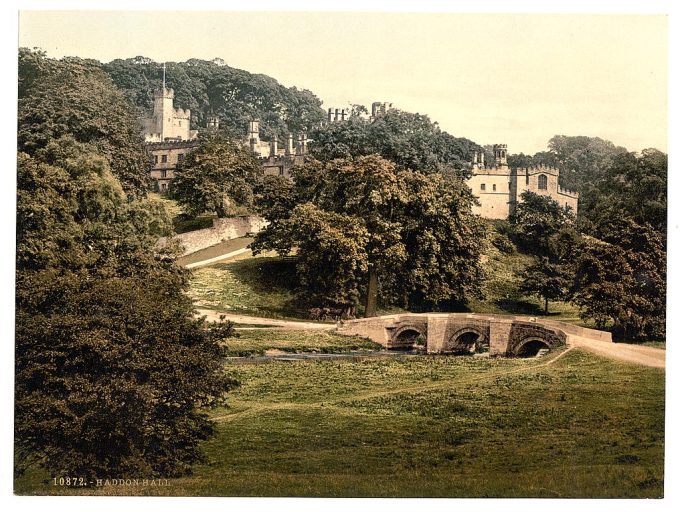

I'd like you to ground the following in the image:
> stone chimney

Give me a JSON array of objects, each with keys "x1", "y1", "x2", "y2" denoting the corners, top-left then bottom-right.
[
  {"x1": 286, "y1": 133, "x2": 294, "y2": 156},
  {"x1": 270, "y1": 134, "x2": 278, "y2": 158}
]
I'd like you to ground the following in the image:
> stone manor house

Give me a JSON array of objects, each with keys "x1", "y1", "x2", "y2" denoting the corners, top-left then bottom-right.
[
  {"x1": 468, "y1": 145, "x2": 578, "y2": 218},
  {"x1": 143, "y1": 86, "x2": 308, "y2": 193},
  {"x1": 142, "y1": 88, "x2": 578, "y2": 217}
]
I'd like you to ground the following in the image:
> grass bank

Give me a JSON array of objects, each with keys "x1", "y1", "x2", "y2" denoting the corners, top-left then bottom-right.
[
  {"x1": 188, "y1": 256, "x2": 307, "y2": 319},
  {"x1": 223, "y1": 329, "x2": 383, "y2": 357},
  {"x1": 17, "y1": 348, "x2": 664, "y2": 497}
]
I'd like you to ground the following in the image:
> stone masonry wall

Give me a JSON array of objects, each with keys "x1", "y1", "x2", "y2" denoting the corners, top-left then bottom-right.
[
  {"x1": 337, "y1": 313, "x2": 612, "y2": 355},
  {"x1": 159, "y1": 216, "x2": 269, "y2": 257}
]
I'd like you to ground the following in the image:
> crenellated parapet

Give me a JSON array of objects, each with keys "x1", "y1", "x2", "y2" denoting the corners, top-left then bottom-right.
[
  {"x1": 468, "y1": 143, "x2": 579, "y2": 218},
  {"x1": 557, "y1": 186, "x2": 578, "y2": 198},
  {"x1": 173, "y1": 108, "x2": 191, "y2": 120},
  {"x1": 145, "y1": 139, "x2": 198, "y2": 150},
  {"x1": 472, "y1": 165, "x2": 513, "y2": 176},
  {"x1": 516, "y1": 164, "x2": 559, "y2": 176}
]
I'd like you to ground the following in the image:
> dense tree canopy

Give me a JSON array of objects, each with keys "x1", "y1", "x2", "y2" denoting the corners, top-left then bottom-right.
[
  {"x1": 570, "y1": 217, "x2": 665, "y2": 340},
  {"x1": 588, "y1": 149, "x2": 667, "y2": 236},
  {"x1": 16, "y1": 51, "x2": 237, "y2": 478},
  {"x1": 170, "y1": 134, "x2": 262, "y2": 218},
  {"x1": 18, "y1": 49, "x2": 150, "y2": 197},
  {"x1": 308, "y1": 109, "x2": 481, "y2": 176},
  {"x1": 253, "y1": 155, "x2": 485, "y2": 316},
  {"x1": 546, "y1": 135, "x2": 628, "y2": 194},
  {"x1": 102, "y1": 57, "x2": 326, "y2": 141},
  {"x1": 15, "y1": 141, "x2": 237, "y2": 479},
  {"x1": 510, "y1": 191, "x2": 575, "y2": 256}
]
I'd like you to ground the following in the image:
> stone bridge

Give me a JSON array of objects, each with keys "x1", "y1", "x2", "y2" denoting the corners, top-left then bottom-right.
[{"x1": 337, "y1": 313, "x2": 612, "y2": 357}]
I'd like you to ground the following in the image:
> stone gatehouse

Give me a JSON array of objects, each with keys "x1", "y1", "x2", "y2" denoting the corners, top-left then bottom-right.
[{"x1": 467, "y1": 144, "x2": 579, "y2": 219}]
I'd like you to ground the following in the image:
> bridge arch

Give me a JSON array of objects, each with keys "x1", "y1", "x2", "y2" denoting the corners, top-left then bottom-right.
[
  {"x1": 390, "y1": 325, "x2": 427, "y2": 351},
  {"x1": 511, "y1": 336, "x2": 552, "y2": 357},
  {"x1": 445, "y1": 326, "x2": 489, "y2": 354}
]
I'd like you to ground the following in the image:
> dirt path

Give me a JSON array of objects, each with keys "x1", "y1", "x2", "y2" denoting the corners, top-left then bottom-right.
[
  {"x1": 567, "y1": 335, "x2": 665, "y2": 369},
  {"x1": 196, "y1": 308, "x2": 335, "y2": 330},
  {"x1": 177, "y1": 237, "x2": 254, "y2": 268}
]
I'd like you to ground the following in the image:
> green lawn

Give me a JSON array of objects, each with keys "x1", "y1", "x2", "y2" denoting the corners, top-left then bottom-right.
[
  {"x1": 16, "y1": 348, "x2": 664, "y2": 497},
  {"x1": 188, "y1": 256, "x2": 309, "y2": 318},
  {"x1": 223, "y1": 329, "x2": 383, "y2": 357}
]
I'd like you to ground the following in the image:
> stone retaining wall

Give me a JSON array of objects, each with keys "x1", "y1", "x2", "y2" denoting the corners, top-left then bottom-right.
[{"x1": 158, "y1": 216, "x2": 268, "y2": 256}]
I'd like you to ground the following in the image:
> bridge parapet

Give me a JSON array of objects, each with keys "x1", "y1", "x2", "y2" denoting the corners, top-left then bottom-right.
[{"x1": 337, "y1": 313, "x2": 611, "y2": 357}]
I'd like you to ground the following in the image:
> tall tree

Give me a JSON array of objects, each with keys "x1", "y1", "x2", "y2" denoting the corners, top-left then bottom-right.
[
  {"x1": 170, "y1": 134, "x2": 262, "y2": 218},
  {"x1": 15, "y1": 139, "x2": 236, "y2": 478},
  {"x1": 18, "y1": 49, "x2": 150, "y2": 197},
  {"x1": 547, "y1": 135, "x2": 627, "y2": 193},
  {"x1": 590, "y1": 149, "x2": 667, "y2": 236},
  {"x1": 309, "y1": 109, "x2": 481, "y2": 176},
  {"x1": 510, "y1": 191, "x2": 575, "y2": 256},
  {"x1": 253, "y1": 155, "x2": 485, "y2": 316},
  {"x1": 519, "y1": 256, "x2": 571, "y2": 314},
  {"x1": 570, "y1": 217, "x2": 665, "y2": 340}
]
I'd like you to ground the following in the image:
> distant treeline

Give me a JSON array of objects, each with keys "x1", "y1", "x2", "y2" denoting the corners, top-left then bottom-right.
[{"x1": 102, "y1": 56, "x2": 327, "y2": 141}]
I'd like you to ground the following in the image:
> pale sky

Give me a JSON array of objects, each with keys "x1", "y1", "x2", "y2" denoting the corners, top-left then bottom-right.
[{"x1": 18, "y1": 10, "x2": 667, "y2": 155}]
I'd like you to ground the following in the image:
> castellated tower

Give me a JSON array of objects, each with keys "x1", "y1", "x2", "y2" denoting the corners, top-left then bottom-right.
[
  {"x1": 327, "y1": 107, "x2": 350, "y2": 123},
  {"x1": 467, "y1": 142, "x2": 579, "y2": 220},
  {"x1": 371, "y1": 101, "x2": 393, "y2": 119},
  {"x1": 142, "y1": 87, "x2": 197, "y2": 142},
  {"x1": 492, "y1": 144, "x2": 508, "y2": 167},
  {"x1": 248, "y1": 120, "x2": 260, "y2": 153}
]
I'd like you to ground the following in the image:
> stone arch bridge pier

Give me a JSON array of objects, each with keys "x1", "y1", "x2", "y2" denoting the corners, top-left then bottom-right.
[{"x1": 337, "y1": 313, "x2": 612, "y2": 357}]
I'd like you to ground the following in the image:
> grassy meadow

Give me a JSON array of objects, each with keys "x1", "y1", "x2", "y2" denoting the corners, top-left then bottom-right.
[
  {"x1": 16, "y1": 345, "x2": 665, "y2": 497},
  {"x1": 221, "y1": 329, "x2": 383, "y2": 357},
  {"x1": 17, "y1": 209, "x2": 663, "y2": 497}
]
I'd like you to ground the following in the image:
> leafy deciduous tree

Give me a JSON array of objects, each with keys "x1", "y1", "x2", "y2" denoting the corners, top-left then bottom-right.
[
  {"x1": 170, "y1": 134, "x2": 262, "y2": 218},
  {"x1": 18, "y1": 50, "x2": 150, "y2": 197},
  {"x1": 15, "y1": 140, "x2": 236, "y2": 479},
  {"x1": 309, "y1": 109, "x2": 481, "y2": 176},
  {"x1": 571, "y1": 217, "x2": 666, "y2": 340},
  {"x1": 253, "y1": 155, "x2": 485, "y2": 316}
]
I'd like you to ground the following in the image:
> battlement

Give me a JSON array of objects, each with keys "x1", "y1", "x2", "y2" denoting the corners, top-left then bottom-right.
[
  {"x1": 145, "y1": 139, "x2": 199, "y2": 150},
  {"x1": 472, "y1": 165, "x2": 513, "y2": 176},
  {"x1": 557, "y1": 185, "x2": 579, "y2": 198},
  {"x1": 154, "y1": 86, "x2": 175, "y2": 99},
  {"x1": 371, "y1": 101, "x2": 393, "y2": 118},
  {"x1": 513, "y1": 164, "x2": 560, "y2": 176},
  {"x1": 173, "y1": 108, "x2": 191, "y2": 120},
  {"x1": 327, "y1": 107, "x2": 349, "y2": 122},
  {"x1": 258, "y1": 154, "x2": 296, "y2": 163},
  {"x1": 468, "y1": 144, "x2": 579, "y2": 218}
]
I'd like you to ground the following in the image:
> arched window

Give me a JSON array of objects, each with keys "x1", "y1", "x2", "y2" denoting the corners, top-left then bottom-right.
[
  {"x1": 538, "y1": 174, "x2": 548, "y2": 190},
  {"x1": 480, "y1": 183, "x2": 486, "y2": 191},
  {"x1": 492, "y1": 184, "x2": 497, "y2": 191}
]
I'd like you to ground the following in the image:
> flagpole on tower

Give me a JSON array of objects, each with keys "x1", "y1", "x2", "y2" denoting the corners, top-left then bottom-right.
[{"x1": 162, "y1": 62, "x2": 166, "y2": 90}]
